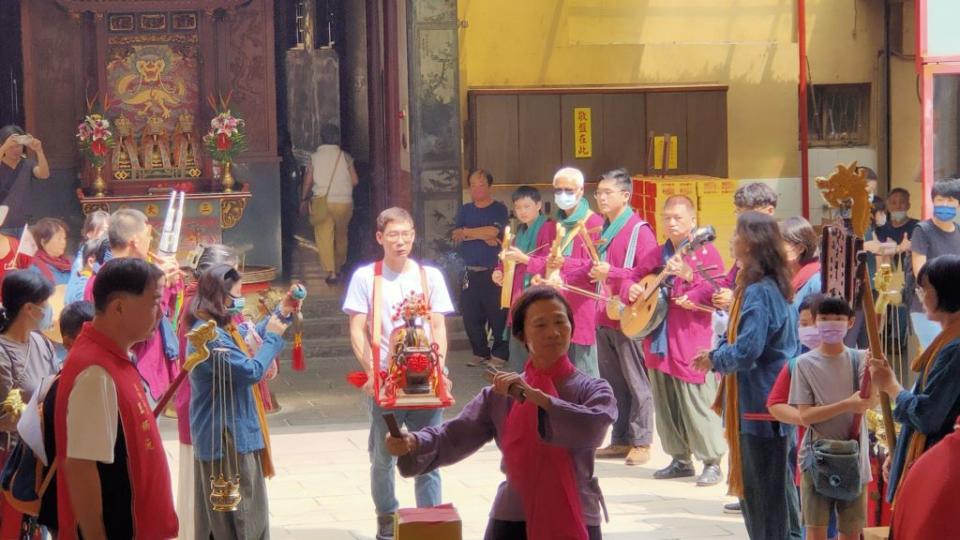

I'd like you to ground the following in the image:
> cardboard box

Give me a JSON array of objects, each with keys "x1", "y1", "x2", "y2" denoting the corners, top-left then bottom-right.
[
  {"x1": 862, "y1": 527, "x2": 889, "y2": 540},
  {"x1": 697, "y1": 179, "x2": 739, "y2": 197},
  {"x1": 395, "y1": 505, "x2": 462, "y2": 540}
]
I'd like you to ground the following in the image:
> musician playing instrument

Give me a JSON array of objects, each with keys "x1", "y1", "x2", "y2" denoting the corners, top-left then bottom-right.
[
  {"x1": 523, "y1": 168, "x2": 605, "y2": 377},
  {"x1": 83, "y1": 209, "x2": 183, "y2": 403},
  {"x1": 692, "y1": 211, "x2": 801, "y2": 540},
  {"x1": 494, "y1": 186, "x2": 556, "y2": 372},
  {"x1": 587, "y1": 169, "x2": 659, "y2": 466},
  {"x1": 625, "y1": 195, "x2": 727, "y2": 484}
]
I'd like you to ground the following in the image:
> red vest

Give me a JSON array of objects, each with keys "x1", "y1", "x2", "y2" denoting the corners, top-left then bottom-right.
[{"x1": 54, "y1": 323, "x2": 178, "y2": 540}]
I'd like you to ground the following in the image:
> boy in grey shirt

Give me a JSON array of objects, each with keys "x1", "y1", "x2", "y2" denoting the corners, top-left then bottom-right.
[{"x1": 789, "y1": 296, "x2": 876, "y2": 540}]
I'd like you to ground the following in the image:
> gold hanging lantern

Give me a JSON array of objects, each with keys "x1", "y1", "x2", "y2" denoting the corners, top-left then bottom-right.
[{"x1": 207, "y1": 347, "x2": 243, "y2": 512}]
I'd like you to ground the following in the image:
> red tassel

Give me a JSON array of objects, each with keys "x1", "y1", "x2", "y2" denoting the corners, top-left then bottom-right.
[
  {"x1": 291, "y1": 332, "x2": 305, "y2": 371},
  {"x1": 346, "y1": 371, "x2": 368, "y2": 388}
]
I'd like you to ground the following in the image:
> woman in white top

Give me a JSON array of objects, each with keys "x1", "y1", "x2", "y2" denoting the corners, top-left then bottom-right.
[{"x1": 299, "y1": 124, "x2": 359, "y2": 285}]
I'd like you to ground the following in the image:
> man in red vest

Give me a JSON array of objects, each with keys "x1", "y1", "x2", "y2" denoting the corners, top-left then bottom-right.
[{"x1": 55, "y1": 257, "x2": 178, "y2": 539}]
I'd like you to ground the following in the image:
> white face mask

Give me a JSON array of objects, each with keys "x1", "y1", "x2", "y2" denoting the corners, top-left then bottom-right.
[{"x1": 554, "y1": 192, "x2": 578, "y2": 211}]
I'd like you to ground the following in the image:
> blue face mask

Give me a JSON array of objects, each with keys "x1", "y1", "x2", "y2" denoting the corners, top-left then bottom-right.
[
  {"x1": 228, "y1": 295, "x2": 245, "y2": 315},
  {"x1": 38, "y1": 304, "x2": 53, "y2": 332},
  {"x1": 934, "y1": 205, "x2": 958, "y2": 222}
]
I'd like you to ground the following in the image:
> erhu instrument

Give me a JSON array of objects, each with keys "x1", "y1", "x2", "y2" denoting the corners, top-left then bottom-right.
[{"x1": 499, "y1": 225, "x2": 517, "y2": 309}]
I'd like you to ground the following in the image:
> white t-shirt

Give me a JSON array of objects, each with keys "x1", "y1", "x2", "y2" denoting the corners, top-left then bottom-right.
[
  {"x1": 310, "y1": 144, "x2": 355, "y2": 204},
  {"x1": 342, "y1": 261, "x2": 454, "y2": 369},
  {"x1": 66, "y1": 365, "x2": 119, "y2": 463}
]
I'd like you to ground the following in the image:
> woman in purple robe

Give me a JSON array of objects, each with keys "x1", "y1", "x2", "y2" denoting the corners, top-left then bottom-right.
[{"x1": 386, "y1": 286, "x2": 616, "y2": 540}]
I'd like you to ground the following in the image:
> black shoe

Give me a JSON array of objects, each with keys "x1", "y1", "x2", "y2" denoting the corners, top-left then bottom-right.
[
  {"x1": 653, "y1": 458, "x2": 695, "y2": 480},
  {"x1": 696, "y1": 464, "x2": 723, "y2": 486},
  {"x1": 723, "y1": 501, "x2": 741, "y2": 514},
  {"x1": 325, "y1": 273, "x2": 341, "y2": 285},
  {"x1": 376, "y1": 514, "x2": 394, "y2": 539}
]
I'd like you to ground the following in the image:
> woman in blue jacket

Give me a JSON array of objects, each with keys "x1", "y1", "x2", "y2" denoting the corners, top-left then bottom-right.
[{"x1": 187, "y1": 264, "x2": 289, "y2": 539}]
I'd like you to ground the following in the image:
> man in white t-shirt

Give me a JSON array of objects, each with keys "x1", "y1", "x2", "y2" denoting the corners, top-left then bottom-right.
[
  {"x1": 342, "y1": 207, "x2": 453, "y2": 540},
  {"x1": 300, "y1": 124, "x2": 359, "y2": 284}
]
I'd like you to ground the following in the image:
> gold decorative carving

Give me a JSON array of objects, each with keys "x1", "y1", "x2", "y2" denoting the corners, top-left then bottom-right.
[
  {"x1": 82, "y1": 201, "x2": 110, "y2": 215},
  {"x1": 220, "y1": 198, "x2": 246, "y2": 229}
]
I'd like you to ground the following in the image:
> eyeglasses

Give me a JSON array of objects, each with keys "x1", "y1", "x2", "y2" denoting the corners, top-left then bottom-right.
[
  {"x1": 594, "y1": 189, "x2": 627, "y2": 199},
  {"x1": 384, "y1": 231, "x2": 415, "y2": 241}
]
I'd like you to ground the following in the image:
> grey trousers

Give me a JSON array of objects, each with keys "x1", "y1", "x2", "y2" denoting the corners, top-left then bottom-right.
[
  {"x1": 195, "y1": 435, "x2": 269, "y2": 540},
  {"x1": 507, "y1": 335, "x2": 529, "y2": 373},
  {"x1": 649, "y1": 369, "x2": 726, "y2": 464},
  {"x1": 569, "y1": 342, "x2": 599, "y2": 378},
  {"x1": 596, "y1": 326, "x2": 653, "y2": 446}
]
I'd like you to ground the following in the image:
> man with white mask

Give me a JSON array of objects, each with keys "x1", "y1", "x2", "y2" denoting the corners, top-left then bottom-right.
[{"x1": 523, "y1": 167, "x2": 605, "y2": 376}]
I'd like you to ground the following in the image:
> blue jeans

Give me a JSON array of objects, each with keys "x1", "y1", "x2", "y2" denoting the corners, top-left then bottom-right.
[
  {"x1": 910, "y1": 312, "x2": 940, "y2": 351},
  {"x1": 367, "y1": 399, "x2": 443, "y2": 515}
]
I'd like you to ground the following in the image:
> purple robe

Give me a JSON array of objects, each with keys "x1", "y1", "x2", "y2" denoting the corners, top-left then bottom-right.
[
  {"x1": 397, "y1": 369, "x2": 617, "y2": 527},
  {"x1": 526, "y1": 213, "x2": 606, "y2": 346}
]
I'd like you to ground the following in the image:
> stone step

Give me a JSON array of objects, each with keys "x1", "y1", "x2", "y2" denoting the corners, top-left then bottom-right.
[
  {"x1": 299, "y1": 314, "x2": 465, "y2": 337},
  {"x1": 283, "y1": 334, "x2": 473, "y2": 359}
]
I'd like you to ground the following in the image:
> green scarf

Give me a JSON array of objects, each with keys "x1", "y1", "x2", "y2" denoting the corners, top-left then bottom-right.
[
  {"x1": 556, "y1": 198, "x2": 593, "y2": 256},
  {"x1": 597, "y1": 207, "x2": 634, "y2": 261},
  {"x1": 515, "y1": 215, "x2": 547, "y2": 288}
]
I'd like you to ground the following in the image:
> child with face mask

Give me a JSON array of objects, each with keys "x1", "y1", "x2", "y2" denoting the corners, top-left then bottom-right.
[
  {"x1": 766, "y1": 294, "x2": 842, "y2": 540},
  {"x1": 788, "y1": 297, "x2": 877, "y2": 540}
]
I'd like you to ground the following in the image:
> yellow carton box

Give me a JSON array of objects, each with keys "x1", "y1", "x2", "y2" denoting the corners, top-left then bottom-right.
[{"x1": 395, "y1": 505, "x2": 462, "y2": 540}]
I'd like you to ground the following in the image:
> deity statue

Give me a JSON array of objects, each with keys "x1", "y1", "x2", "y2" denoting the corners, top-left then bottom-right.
[
  {"x1": 140, "y1": 114, "x2": 172, "y2": 170},
  {"x1": 112, "y1": 115, "x2": 141, "y2": 180},
  {"x1": 172, "y1": 112, "x2": 201, "y2": 177}
]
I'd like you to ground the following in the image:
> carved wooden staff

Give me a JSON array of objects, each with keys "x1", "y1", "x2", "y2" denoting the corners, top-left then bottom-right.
[{"x1": 816, "y1": 163, "x2": 896, "y2": 441}]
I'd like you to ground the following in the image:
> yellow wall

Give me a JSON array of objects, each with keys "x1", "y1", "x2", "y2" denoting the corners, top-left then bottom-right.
[
  {"x1": 889, "y1": 56, "x2": 923, "y2": 209},
  {"x1": 458, "y1": 0, "x2": 918, "y2": 216}
]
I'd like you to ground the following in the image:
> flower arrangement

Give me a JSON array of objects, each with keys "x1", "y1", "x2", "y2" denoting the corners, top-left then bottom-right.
[
  {"x1": 76, "y1": 111, "x2": 114, "y2": 168},
  {"x1": 203, "y1": 92, "x2": 247, "y2": 163},
  {"x1": 392, "y1": 292, "x2": 431, "y2": 323}
]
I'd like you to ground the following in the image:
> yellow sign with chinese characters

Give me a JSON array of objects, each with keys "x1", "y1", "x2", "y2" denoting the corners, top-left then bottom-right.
[{"x1": 574, "y1": 107, "x2": 592, "y2": 158}]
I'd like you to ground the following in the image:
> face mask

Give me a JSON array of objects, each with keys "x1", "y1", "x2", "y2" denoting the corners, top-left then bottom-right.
[
  {"x1": 816, "y1": 320, "x2": 848, "y2": 345},
  {"x1": 798, "y1": 326, "x2": 821, "y2": 350},
  {"x1": 228, "y1": 295, "x2": 245, "y2": 315},
  {"x1": 891, "y1": 210, "x2": 907, "y2": 222},
  {"x1": 37, "y1": 304, "x2": 53, "y2": 332},
  {"x1": 934, "y1": 205, "x2": 958, "y2": 222},
  {"x1": 875, "y1": 213, "x2": 887, "y2": 227},
  {"x1": 554, "y1": 192, "x2": 578, "y2": 211}
]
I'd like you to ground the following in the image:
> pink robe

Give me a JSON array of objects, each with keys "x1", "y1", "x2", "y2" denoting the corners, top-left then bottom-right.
[
  {"x1": 526, "y1": 213, "x2": 605, "y2": 347},
  {"x1": 497, "y1": 221, "x2": 557, "y2": 326},
  {"x1": 641, "y1": 242, "x2": 725, "y2": 384},
  {"x1": 593, "y1": 214, "x2": 659, "y2": 329}
]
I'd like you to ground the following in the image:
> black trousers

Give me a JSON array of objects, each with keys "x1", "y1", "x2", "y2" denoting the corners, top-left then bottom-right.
[
  {"x1": 485, "y1": 520, "x2": 602, "y2": 540},
  {"x1": 739, "y1": 433, "x2": 802, "y2": 540},
  {"x1": 461, "y1": 269, "x2": 509, "y2": 360}
]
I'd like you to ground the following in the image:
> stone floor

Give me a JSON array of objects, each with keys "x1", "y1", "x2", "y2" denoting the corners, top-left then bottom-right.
[{"x1": 159, "y1": 251, "x2": 748, "y2": 539}]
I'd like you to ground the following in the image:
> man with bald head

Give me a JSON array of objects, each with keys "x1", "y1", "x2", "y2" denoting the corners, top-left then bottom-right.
[
  {"x1": 523, "y1": 167, "x2": 605, "y2": 377},
  {"x1": 629, "y1": 194, "x2": 727, "y2": 485}
]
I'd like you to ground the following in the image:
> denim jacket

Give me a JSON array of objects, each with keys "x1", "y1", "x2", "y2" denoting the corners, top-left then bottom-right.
[
  {"x1": 189, "y1": 319, "x2": 283, "y2": 460},
  {"x1": 711, "y1": 277, "x2": 798, "y2": 438}
]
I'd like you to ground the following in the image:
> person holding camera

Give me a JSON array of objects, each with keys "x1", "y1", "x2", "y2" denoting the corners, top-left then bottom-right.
[{"x1": 0, "y1": 125, "x2": 49, "y2": 233}]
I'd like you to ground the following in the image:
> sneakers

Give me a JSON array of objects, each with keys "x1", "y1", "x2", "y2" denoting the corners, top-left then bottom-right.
[
  {"x1": 466, "y1": 356, "x2": 490, "y2": 367},
  {"x1": 595, "y1": 444, "x2": 632, "y2": 458},
  {"x1": 625, "y1": 445, "x2": 652, "y2": 466},
  {"x1": 376, "y1": 514, "x2": 394, "y2": 539},
  {"x1": 696, "y1": 464, "x2": 723, "y2": 486},
  {"x1": 653, "y1": 458, "x2": 696, "y2": 479},
  {"x1": 723, "y1": 501, "x2": 742, "y2": 514}
]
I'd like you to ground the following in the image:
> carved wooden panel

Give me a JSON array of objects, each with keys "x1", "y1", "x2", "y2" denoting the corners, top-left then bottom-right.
[
  {"x1": 22, "y1": 0, "x2": 84, "y2": 168},
  {"x1": 222, "y1": 0, "x2": 277, "y2": 159}
]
